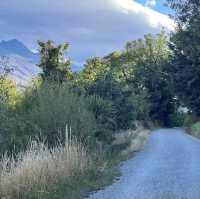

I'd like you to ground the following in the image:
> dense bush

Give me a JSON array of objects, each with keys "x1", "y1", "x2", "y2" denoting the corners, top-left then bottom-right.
[
  {"x1": 85, "y1": 72, "x2": 148, "y2": 130},
  {"x1": 21, "y1": 82, "x2": 98, "y2": 146},
  {"x1": 0, "y1": 78, "x2": 125, "y2": 153},
  {"x1": 167, "y1": 0, "x2": 200, "y2": 117},
  {"x1": 0, "y1": 105, "x2": 34, "y2": 154},
  {"x1": 0, "y1": 82, "x2": 100, "y2": 153},
  {"x1": 0, "y1": 76, "x2": 23, "y2": 153},
  {"x1": 86, "y1": 95, "x2": 115, "y2": 143},
  {"x1": 0, "y1": 76, "x2": 19, "y2": 107}
]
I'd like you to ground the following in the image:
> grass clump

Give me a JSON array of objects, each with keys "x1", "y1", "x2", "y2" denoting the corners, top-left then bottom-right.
[
  {"x1": 0, "y1": 128, "x2": 91, "y2": 199},
  {"x1": 112, "y1": 122, "x2": 150, "y2": 157}
]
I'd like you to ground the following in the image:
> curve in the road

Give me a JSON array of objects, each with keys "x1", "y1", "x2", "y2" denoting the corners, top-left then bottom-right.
[{"x1": 86, "y1": 129, "x2": 200, "y2": 199}]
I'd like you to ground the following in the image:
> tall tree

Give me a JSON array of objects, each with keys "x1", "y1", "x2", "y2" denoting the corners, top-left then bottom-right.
[
  {"x1": 124, "y1": 32, "x2": 175, "y2": 125},
  {"x1": 167, "y1": 0, "x2": 200, "y2": 115},
  {"x1": 75, "y1": 32, "x2": 175, "y2": 126},
  {"x1": 38, "y1": 40, "x2": 71, "y2": 82}
]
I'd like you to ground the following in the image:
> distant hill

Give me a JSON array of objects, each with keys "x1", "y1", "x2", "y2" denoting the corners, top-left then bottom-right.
[
  {"x1": 0, "y1": 39, "x2": 82, "y2": 86},
  {"x1": 0, "y1": 39, "x2": 40, "y2": 63},
  {"x1": 0, "y1": 39, "x2": 41, "y2": 86}
]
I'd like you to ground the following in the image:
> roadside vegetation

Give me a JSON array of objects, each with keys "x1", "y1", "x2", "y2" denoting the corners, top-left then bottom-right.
[
  {"x1": 190, "y1": 122, "x2": 200, "y2": 138},
  {"x1": 0, "y1": 129, "x2": 90, "y2": 199},
  {"x1": 0, "y1": 38, "x2": 155, "y2": 199},
  {"x1": 1, "y1": 0, "x2": 200, "y2": 198},
  {"x1": 166, "y1": 0, "x2": 200, "y2": 137}
]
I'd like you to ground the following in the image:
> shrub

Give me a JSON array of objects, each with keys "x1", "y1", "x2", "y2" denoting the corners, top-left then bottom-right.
[
  {"x1": 128, "y1": 89, "x2": 150, "y2": 122},
  {"x1": 183, "y1": 114, "x2": 197, "y2": 127},
  {"x1": 0, "y1": 81, "x2": 97, "y2": 153},
  {"x1": 0, "y1": 76, "x2": 19, "y2": 107},
  {"x1": 86, "y1": 73, "x2": 144, "y2": 130},
  {"x1": 0, "y1": 129, "x2": 91, "y2": 199},
  {"x1": 21, "y1": 82, "x2": 97, "y2": 144},
  {"x1": 0, "y1": 106, "x2": 26, "y2": 154},
  {"x1": 86, "y1": 95, "x2": 115, "y2": 143},
  {"x1": 191, "y1": 122, "x2": 200, "y2": 138}
]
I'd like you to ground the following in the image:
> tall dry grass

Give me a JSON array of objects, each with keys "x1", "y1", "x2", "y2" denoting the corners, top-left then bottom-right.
[
  {"x1": 112, "y1": 123, "x2": 150, "y2": 156},
  {"x1": 0, "y1": 127, "x2": 91, "y2": 199}
]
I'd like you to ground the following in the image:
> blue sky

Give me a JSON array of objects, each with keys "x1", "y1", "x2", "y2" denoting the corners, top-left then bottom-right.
[
  {"x1": 137, "y1": 0, "x2": 172, "y2": 14},
  {"x1": 0, "y1": 0, "x2": 174, "y2": 65}
]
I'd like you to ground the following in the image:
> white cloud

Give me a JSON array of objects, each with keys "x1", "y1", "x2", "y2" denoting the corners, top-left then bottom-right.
[
  {"x1": 0, "y1": 0, "x2": 174, "y2": 64},
  {"x1": 145, "y1": 0, "x2": 157, "y2": 7}
]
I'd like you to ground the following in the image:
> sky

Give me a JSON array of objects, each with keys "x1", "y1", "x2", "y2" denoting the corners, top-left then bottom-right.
[
  {"x1": 0, "y1": 0, "x2": 174, "y2": 66},
  {"x1": 137, "y1": 0, "x2": 172, "y2": 14}
]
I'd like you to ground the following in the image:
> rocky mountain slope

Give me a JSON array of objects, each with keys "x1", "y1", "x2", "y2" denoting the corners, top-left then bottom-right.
[{"x1": 0, "y1": 39, "x2": 41, "y2": 86}]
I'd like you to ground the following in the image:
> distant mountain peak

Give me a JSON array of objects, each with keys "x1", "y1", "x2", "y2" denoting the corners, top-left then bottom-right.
[
  {"x1": 0, "y1": 39, "x2": 41, "y2": 86},
  {"x1": 0, "y1": 39, "x2": 28, "y2": 50},
  {"x1": 2, "y1": 39, "x2": 21, "y2": 43},
  {"x1": 0, "y1": 39, "x2": 39, "y2": 63}
]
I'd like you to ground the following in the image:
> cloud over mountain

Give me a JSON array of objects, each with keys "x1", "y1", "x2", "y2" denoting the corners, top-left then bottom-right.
[{"x1": 0, "y1": 0, "x2": 174, "y2": 64}]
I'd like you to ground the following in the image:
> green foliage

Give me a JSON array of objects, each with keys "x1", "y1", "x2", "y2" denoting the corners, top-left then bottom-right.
[
  {"x1": 167, "y1": 0, "x2": 200, "y2": 116},
  {"x1": 83, "y1": 57, "x2": 110, "y2": 83},
  {"x1": 123, "y1": 32, "x2": 175, "y2": 126},
  {"x1": 128, "y1": 89, "x2": 150, "y2": 121},
  {"x1": 20, "y1": 82, "x2": 97, "y2": 146},
  {"x1": 0, "y1": 76, "x2": 19, "y2": 107},
  {"x1": 0, "y1": 107, "x2": 35, "y2": 154},
  {"x1": 86, "y1": 95, "x2": 115, "y2": 143},
  {"x1": 1, "y1": 31, "x2": 185, "y2": 154},
  {"x1": 125, "y1": 32, "x2": 171, "y2": 65},
  {"x1": 191, "y1": 122, "x2": 200, "y2": 138},
  {"x1": 0, "y1": 60, "x2": 22, "y2": 153},
  {"x1": 167, "y1": 0, "x2": 200, "y2": 26},
  {"x1": 85, "y1": 72, "x2": 139, "y2": 130},
  {"x1": 38, "y1": 40, "x2": 72, "y2": 82},
  {"x1": 0, "y1": 56, "x2": 19, "y2": 107},
  {"x1": 73, "y1": 32, "x2": 173, "y2": 128},
  {"x1": 0, "y1": 82, "x2": 99, "y2": 153}
]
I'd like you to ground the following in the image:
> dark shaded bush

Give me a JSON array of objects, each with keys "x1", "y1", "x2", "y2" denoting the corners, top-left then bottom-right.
[
  {"x1": 19, "y1": 82, "x2": 97, "y2": 146},
  {"x1": 86, "y1": 73, "x2": 139, "y2": 130},
  {"x1": 86, "y1": 95, "x2": 115, "y2": 143}
]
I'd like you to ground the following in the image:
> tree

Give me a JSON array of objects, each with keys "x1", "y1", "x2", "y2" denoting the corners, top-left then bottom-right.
[
  {"x1": 38, "y1": 40, "x2": 71, "y2": 82},
  {"x1": 167, "y1": 0, "x2": 200, "y2": 26},
  {"x1": 81, "y1": 57, "x2": 110, "y2": 85},
  {"x1": 167, "y1": 0, "x2": 200, "y2": 115},
  {"x1": 87, "y1": 71, "x2": 138, "y2": 130},
  {"x1": 0, "y1": 56, "x2": 18, "y2": 107},
  {"x1": 124, "y1": 32, "x2": 175, "y2": 126},
  {"x1": 0, "y1": 77, "x2": 18, "y2": 107},
  {"x1": 73, "y1": 32, "x2": 175, "y2": 126}
]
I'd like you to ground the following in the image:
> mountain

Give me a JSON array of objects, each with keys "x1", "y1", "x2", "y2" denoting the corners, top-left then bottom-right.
[
  {"x1": 0, "y1": 39, "x2": 81, "y2": 86},
  {"x1": 0, "y1": 39, "x2": 41, "y2": 86}
]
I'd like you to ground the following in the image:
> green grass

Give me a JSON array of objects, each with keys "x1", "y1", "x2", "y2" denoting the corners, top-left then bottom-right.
[
  {"x1": 0, "y1": 132, "x2": 121, "y2": 199},
  {"x1": 26, "y1": 166, "x2": 120, "y2": 199}
]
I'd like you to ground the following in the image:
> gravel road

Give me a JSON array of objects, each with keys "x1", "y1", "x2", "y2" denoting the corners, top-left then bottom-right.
[{"x1": 86, "y1": 129, "x2": 200, "y2": 199}]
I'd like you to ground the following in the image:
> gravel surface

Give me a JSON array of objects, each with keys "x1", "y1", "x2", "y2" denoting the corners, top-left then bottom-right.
[{"x1": 86, "y1": 129, "x2": 200, "y2": 199}]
